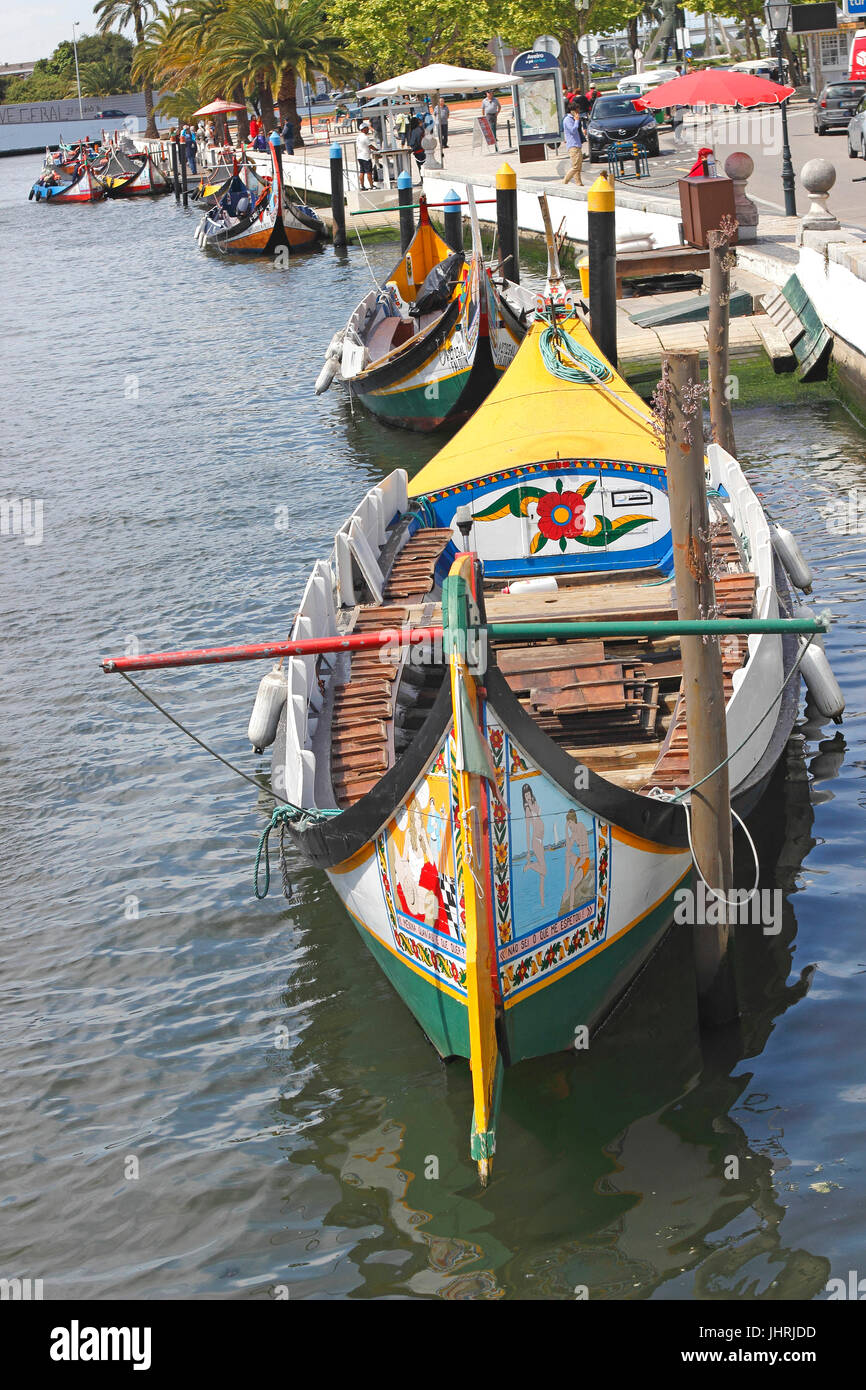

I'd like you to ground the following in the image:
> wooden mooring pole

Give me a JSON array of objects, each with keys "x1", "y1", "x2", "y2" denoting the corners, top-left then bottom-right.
[
  {"x1": 663, "y1": 350, "x2": 739, "y2": 1028},
  {"x1": 170, "y1": 138, "x2": 180, "y2": 203},
  {"x1": 707, "y1": 228, "x2": 736, "y2": 456}
]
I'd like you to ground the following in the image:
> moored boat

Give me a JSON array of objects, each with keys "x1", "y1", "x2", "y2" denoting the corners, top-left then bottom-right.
[
  {"x1": 93, "y1": 147, "x2": 171, "y2": 198},
  {"x1": 316, "y1": 191, "x2": 536, "y2": 431},
  {"x1": 30, "y1": 155, "x2": 103, "y2": 204},
  {"x1": 191, "y1": 154, "x2": 265, "y2": 209},
  {"x1": 194, "y1": 142, "x2": 324, "y2": 255},
  {"x1": 101, "y1": 282, "x2": 841, "y2": 1183},
  {"x1": 252, "y1": 306, "x2": 839, "y2": 1177}
]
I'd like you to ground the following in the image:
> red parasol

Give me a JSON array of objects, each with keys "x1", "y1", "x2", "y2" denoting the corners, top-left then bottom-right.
[
  {"x1": 635, "y1": 69, "x2": 794, "y2": 110},
  {"x1": 192, "y1": 99, "x2": 247, "y2": 117}
]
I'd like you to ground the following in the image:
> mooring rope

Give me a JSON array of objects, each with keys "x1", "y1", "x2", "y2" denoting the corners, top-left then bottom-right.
[
  {"x1": 115, "y1": 670, "x2": 339, "y2": 898},
  {"x1": 539, "y1": 310, "x2": 613, "y2": 386}
]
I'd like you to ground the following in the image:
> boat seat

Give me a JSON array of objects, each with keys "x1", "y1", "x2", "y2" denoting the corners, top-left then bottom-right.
[
  {"x1": 365, "y1": 315, "x2": 415, "y2": 362},
  {"x1": 416, "y1": 311, "x2": 443, "y2": 333}
]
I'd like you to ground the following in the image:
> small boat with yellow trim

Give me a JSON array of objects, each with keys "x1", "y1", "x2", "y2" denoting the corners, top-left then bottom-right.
[
  {"x1": 191, "y1": 153, "x2": 265, "y2": 210},
  {"x1": 93, "y1": 145, "x2": 171, "y2": 198},
  {"x1": 315, "y1": 190, "x2": 536, "y2": 431},
  {"x1": 194, "y1": 142, "x2": 324, "y2": 255}
]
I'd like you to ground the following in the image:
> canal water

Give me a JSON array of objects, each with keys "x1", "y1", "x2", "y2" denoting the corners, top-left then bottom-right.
[{"x1": 2, "y1": 153, "x2": 864, "y2": 1301}]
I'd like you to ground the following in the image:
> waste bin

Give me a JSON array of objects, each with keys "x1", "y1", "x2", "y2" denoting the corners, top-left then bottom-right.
[{"x1": 678, "y1": 175, "x2": 737, "y2": 249}]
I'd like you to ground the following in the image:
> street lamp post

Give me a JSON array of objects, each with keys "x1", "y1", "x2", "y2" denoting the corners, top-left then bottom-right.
[
  {"x1": 764, "y1": 0, "x2": 796, "y2": 216},
  {"x1": 72, "y1": 21, "x2": 83, "y2": 120}
]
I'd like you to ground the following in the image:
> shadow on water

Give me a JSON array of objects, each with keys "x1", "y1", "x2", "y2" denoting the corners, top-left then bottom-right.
[{"x1": 274, "y1": 733, "x2": 844, "y2": 1300}]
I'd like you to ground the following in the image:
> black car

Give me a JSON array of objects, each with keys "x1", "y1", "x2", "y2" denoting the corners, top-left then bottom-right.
[
  {"x1": 814, "y1": 81, "x2": 866, "y2": 133},
  {"x1": 586, "y1": 94, "x2": 660, "y2": 161}
]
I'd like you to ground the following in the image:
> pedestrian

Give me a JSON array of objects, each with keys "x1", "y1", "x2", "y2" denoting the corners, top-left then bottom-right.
[
  {"x1": 561, "y1": 101, "x2": 584, "y2": 187},
  {"x1": 436, "y1": 97, "x2": 450, "y2": 150},
  {"x1": 206, "y1": 120, "x2": 215, "y2": 146},
  {"x1": 395, "y1": 110, "x2": 408, "y2": 146},
  {"x1": 281, "y1": 117, "x2": 295, "y2": 155},
  {"x1": 355, "y1": 121, "x2": 378, "y2": 189},
  {"x1": 182, "y1": 123, "x2": 197, "y2": 174},
  {"x1": 407, "y1": 115, "x2": 426, "y2": 171},
  {"x1": 249, "y1": 114, "x2": 260, "y2": 142},
  {"x1": 481, "y1": 89, "x2": 501, "y2": 150}
]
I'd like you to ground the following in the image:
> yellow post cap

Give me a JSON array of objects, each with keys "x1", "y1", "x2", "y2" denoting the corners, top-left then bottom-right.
[
  {"x1": 496, "y1": 162, "x2": 517, "y2": 190},
  {"x1": 587, "y1": 173, "x2": 615, "y2": 213}
]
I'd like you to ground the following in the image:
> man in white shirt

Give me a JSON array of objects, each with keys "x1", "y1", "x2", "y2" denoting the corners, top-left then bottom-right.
[
  {"x1": 481, "y1": 91, "x2": 501, "y2": 150},
  {"x1": 356, "y1": 123, "x2": 378, "y2": 189}
]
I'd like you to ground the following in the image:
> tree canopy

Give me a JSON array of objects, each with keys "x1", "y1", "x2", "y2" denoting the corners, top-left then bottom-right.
[{"x1": 3, "y1": 33, "x2": 134, "y2": 103}]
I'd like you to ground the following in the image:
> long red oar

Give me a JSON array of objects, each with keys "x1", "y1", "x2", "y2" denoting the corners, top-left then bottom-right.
[
  {"x1": 100, "y1": 627, "x2": 442, "y2": 672},
  {"x1": 100, "y1": 615, "x2": 829, "y2": 674}
]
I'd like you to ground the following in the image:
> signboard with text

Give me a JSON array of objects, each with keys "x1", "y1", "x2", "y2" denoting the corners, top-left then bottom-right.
[{"x1": 510, "y1": 48, "x2": 564, "y2": 154}]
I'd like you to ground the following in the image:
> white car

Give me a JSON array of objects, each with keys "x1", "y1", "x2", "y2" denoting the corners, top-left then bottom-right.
[
  {"x1": 616, "y1": 69, "x2": 678, "y2": 98},
  {"x1": 848, "y1": 91, "x2": 866, "y2": 157}
]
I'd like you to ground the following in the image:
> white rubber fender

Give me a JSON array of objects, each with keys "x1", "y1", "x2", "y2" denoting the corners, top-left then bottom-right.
[
  {"x1": 315, "y1": 330, "x2": 345, "y2": 395},
  {"x1": 772, "y1": 522, "x2": 813, "y2": 593},
  {"x1": 799, "y1": 639, "x2": 845, "y2": 723},
  {"x1": 248, "y1": 665, "x2": 288, "y2": 752}
]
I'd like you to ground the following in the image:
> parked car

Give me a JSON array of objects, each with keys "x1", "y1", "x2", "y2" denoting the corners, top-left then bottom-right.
[
  {"x1": 616, "y1": 69, "x2": 677, "y2": 98},
  {"x1": 586, "y1": 93, "x2": 660, "y2": 161},
  {"x1": 847, "y1": 91, "x2": 866, "y2": 156},
  {"x1": 816, "y1": 80, "x2": 866, "y2": 134}
]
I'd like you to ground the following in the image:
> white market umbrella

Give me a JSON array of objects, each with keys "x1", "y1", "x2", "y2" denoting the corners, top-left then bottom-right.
[{"x1": 357, "y1": 63, "x2": 522, "y2": 98}]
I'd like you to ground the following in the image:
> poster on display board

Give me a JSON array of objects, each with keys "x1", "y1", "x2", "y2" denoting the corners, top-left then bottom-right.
[{"x1": 510, "y1": 49, "x2": 565, "y2": 149}]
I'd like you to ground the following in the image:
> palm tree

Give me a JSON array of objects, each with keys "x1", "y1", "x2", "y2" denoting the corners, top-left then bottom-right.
[
  {"x1": 211, "y1": 0, "x2": 348, "y2": 147},
  {"x1": 165, "y1": 0, "x2": 251, "y2": 142},
  {"x1": 76, "y1": 55, "x2": 134, "y2": 96},
  {"x1": 93, "y1": 0, "x2": 159, "y2": 136}
]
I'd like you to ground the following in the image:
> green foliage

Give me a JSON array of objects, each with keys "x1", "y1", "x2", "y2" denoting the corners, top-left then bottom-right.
[
  {"x1": 328, "y1": 0, "x2": 497, "y2": 79},
  {"x1": 5, "y1": 70, "x2": 70, "y2": 103},
  {"x1": 3, "y1": 32, "x2": 134, "y2": 103},
  {"x1": 211, "y1": 0, "x2": 349, "y2": 105},
  {"x1": 77, "y1": 56, "x2": 135, "y2": 95}
]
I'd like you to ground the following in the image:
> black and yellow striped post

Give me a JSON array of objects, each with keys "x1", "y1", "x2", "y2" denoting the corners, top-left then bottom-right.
[
  {"x1": 587, "y1": 173, "x2": 617, "y2": 368},
  {"x1": 496, "y1": 162, "x2": 519, "y2": 284}
]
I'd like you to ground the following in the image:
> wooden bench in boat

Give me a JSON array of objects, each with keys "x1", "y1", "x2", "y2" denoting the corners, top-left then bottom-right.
[
  {"x1": 330, "y1": 527, "x2": 452, "y2": 807},
  {"x1": 328, "y1": 509, "x2": 755, "y2": 806}
]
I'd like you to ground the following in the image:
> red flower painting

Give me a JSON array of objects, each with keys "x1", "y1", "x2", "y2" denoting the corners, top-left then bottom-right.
[{"x1": 536, "y1": 489, "x2": 586, "y2": 541}]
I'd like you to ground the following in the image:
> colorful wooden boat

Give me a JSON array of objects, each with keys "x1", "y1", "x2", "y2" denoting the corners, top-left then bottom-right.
[
  {"x1": 93, "y1": 147, "x2": 171, "y2": 198},
  {"x1": 30, "y1": 156, "x2": 103, "y2": 203},
  {"x1": 256, "y1": 297, "x2": 836, "y2": 1179},
  {"x1": 99, "y1": 230, "x2": 838, "y2": 1181},
  {"x1": 191, "y1": 154, "x2": 265, "y2": 209},
  {"x1": 317, "y1": 191, "x2": 536, "y2": 432},
  {"x1": 194, "y1": 142, "x2": 324, "y2": 254}
]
